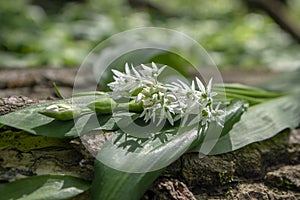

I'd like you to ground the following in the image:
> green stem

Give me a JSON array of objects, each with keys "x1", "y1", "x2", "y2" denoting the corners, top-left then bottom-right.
[{"x1": 116, "y1": 101, "x2": 143, "y2": 113}]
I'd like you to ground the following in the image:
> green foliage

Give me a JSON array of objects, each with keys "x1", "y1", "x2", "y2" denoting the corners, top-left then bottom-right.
[
  {"x1": 0, "y1": 175, "x2": 90, "y2": 200},
  {"x1": 213, "y1": 84, "x2": 284, "y2": 105},
  {"x1": 0, "y1": 69, "x2": 299, "y2": 199},
  {"x1": 0, "y1": 0, "x2": 299, "y2": 69},
  {"x1": 0, "y1": 96, "x2": 139, "y2": 137},
  {"x1": 0, "y1": 0, "x2": 91, "y2": 67},
  {"x1": 92, "y1": 161, "x2": 163, "y2": 200},
  {"x1": 207, "y1": 94, "x2": 300, "y2": 155},
  {"x1": 91, "y1": 101, "x2": 244, "y2": 200}
]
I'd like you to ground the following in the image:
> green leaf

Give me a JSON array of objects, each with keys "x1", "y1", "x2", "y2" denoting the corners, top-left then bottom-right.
[
  {"x1": 218, "y1": 100, "x2": 245, "y2": 138},
  {"x1": 213, "y1": 84, "x2": 283, "y2": 105},
  {"x1": 0, "y1": 96, "x2": 138, "y2": 138},
  {"x1": 186, "y1": 100, "x2": 245, "y2": 156},
  {"x1": 98, "y1": 126, "x2": 199, "y2": 172},
  {"x1": 0, "y1": 175, "x2": 90, "y2": 200},
  {"x1": 91, "y1": 101, "x2": 243, "y2": 200},
  {"x1": 52, "y1": 82, "x2": 65, "y2": 99},
  {"x1": 91, "y1": 162, "x2": 163, "y2": 200},
  {"x1": 208, "y1": 94, "x2": 300, "y2": 155},
  {"x1": 91, "y1": 124, "x2": 201, "y2": 199}
]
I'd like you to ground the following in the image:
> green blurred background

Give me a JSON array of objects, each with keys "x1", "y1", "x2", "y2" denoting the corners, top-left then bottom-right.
[{"x1": 1, "y1": 0, "x2": 299, "y2": 71}]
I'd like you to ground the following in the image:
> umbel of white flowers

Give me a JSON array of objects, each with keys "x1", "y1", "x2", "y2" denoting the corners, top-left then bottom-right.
[{"x1": 108, "y1": 62, "x2": 224, "y2": 128}]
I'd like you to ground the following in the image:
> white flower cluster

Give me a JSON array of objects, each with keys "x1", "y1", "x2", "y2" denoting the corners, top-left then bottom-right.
[{"x1": 108, "y1": 63, "x2": 224, "y2": 128}]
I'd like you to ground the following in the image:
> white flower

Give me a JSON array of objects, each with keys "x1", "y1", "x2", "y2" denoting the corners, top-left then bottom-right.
[
  {"x1": 108, "y1": 63, "x2": 224, "y2": 128},
  {"x1": 166, "y1": 77, "x2": 220, "y2": 125},
  {"x1": 210, "y1": 102, "x2": 225, "y2": 127},
  {"x1": 108, "y1": 62, "x2": 166, "y2": 98}
]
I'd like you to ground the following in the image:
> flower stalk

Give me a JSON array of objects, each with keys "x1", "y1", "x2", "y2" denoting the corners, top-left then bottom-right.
[{"x1": 88, "y1": 98, "x2": 143, "y2": 114}]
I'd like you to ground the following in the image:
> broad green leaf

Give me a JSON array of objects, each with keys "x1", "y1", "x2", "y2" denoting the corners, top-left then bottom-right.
[
  {"x1": 91, "y1": 125, "x2": 200, "y2": 200},
  {"x1": 207, "y1": 94, "x2": 300, "y2": 155},
  {"x1": 189, "y1": 100, "x2": 245, "y2": 152},
  {"x1": 0, "y1": 96, "x2": 138, "y2": 138},
  {"x1": 0, "y1": 175, "x2": 90, "y2": 200},
  {"x1": 91, "y1": 102, "x2": 243, "y2": 200},
  {"x1": 97, "y1": 125, "x2": 199, "y2": 173},
  {"x1": 92, "y1": 162, "x2": 163, "y2": 200}
]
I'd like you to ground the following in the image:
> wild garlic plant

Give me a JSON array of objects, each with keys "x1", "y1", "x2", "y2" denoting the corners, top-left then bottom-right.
[
  {"x1": 39, "y1": 62, "x2": 224, "y2": 130},
  {"x1": 108, "y1": 62, "x2": 224, "y2": 128}
]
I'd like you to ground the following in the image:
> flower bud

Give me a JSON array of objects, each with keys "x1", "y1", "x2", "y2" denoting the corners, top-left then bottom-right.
[
  {"x1": 87, "y1": 98, "x2": 117, "y2": 114},
  {"x1": 39, "y1": 103, "x2": 81, "y2": 120}
]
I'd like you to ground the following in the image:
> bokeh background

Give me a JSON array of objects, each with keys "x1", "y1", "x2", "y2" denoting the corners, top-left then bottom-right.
[{"x1": 1, "y1": 0, "x2": 300, "y2": 71}]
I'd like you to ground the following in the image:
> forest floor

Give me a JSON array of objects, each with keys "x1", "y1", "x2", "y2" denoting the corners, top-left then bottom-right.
[{"x1": 0, "y1": 67, "x2": 299, "y2": 199}]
